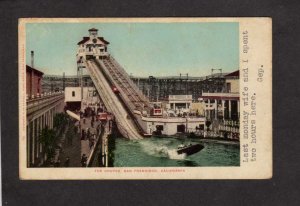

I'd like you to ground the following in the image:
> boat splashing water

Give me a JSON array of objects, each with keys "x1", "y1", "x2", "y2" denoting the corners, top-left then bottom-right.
[
  {"x1": 139, "y1": 140, "x2": 201, "y2": 160},
  {"x1": 139, "y1": 141, "x2": 170, "y2": 158},
  {"x1": 176, "y1": 144, "x2": 205, "y2": 156},
  {"x1": 113, "y1": 137, "x2": 240, "y2": 167},
  {"x1": 167, "y1": 149, "x2": 187, "y2": 160}
]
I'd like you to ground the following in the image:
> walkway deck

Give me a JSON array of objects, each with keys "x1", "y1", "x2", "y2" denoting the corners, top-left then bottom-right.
[{"x1": 80, "y1": 115, "x2": 102, "y2": 166}]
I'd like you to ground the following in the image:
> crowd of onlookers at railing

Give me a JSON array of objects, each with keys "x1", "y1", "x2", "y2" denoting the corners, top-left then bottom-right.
[
  {"x1": 191, "y1": 130, "x2": 240, "y2": 140},
  {"x1": 26, "y1": 91, "x2": 64, "y2": 100},
  {"x1": 143, "y1": 108, "x2": 206, "y2": 119},
  {"x1": 190, "y1": 119, "x2": 240, "y2": 140},
  {"x1": 79, "y1": 106, "x2": 105, "y2": 167}
]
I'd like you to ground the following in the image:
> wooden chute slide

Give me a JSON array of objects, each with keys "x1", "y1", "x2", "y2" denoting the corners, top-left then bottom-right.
[{"x1": 66, "y1": 110, "x2": 80, "y2": 121}]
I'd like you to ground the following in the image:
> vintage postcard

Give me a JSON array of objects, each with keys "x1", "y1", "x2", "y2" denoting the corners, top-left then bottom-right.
[{"x1": 19, "y1": 18, "x2": 272, "y2": 179}]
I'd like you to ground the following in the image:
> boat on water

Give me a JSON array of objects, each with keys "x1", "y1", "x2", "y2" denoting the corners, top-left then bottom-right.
[{"x1": 177, "y1": 143, "x2": 204, "y2": 156}]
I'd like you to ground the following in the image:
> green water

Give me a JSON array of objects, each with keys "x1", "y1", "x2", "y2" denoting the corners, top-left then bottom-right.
[{"x1": 113, "y1": 137, "x2": 240, "y2": 167}]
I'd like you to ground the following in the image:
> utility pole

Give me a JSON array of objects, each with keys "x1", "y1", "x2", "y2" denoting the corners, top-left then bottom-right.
[
  {"x1": 31, "y1": 51, "x2": 34, "y2": 68},
  {"x1": 51, "y1": 77, "x2": 53, "y2": 92},
  {"x1": 157, "y1": 83, "x2": 160, "y2": 102},
  {"x1": 77, "y1": 61, "x2": 83, "y2": 111},
  {"x1": 81, "y1": 68, "x2": 83, "y2": 102},
  {"x1": 30, "y1": 51, "x2": 35, "y2": 97},
  {"x1": 62, "y1": 72, "x2": 65, "y2": 92},
  {"x1": 147, "y1": 86, "x2": 150, "y2": 100},
  {"x1": 185, "y1": 73, "x2": 188, "y2": 95},
  {"x1": 179, "y1": 73, "x2": 182, "y2": 93},
  {"x1": 180, "y1": 73, "x2": 188, "y2": 95}
]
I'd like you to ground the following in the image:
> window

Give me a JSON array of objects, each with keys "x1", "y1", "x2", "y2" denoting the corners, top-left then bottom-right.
[
  {"x1": 177, "y1": 125, "x2": 185, "y2": 133},
  {"x1": 226, "y1": 83, "x2": 231, "y2": 92},
  {"x1": 156, "y1": 125, "x2": 164, "y2": 131},
  {"x1": 72, "y1": 91, "x2": 75, "y2": 97}
]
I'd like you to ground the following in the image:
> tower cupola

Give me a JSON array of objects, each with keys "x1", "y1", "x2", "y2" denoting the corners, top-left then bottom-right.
[{"x1": 88, "y1": 28, "x2": 98, "y2": 38}]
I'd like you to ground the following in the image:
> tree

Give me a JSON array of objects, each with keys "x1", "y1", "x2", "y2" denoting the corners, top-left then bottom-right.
[
  {"x1": 53, "y1": 113, "x2": 68, "y2": 130},
  {"x1": 107, "y1": 134, "x2": 115, "y2": 167},
  {"x1": 39, "y1": 126, "x2": 57, "y2": 164}
]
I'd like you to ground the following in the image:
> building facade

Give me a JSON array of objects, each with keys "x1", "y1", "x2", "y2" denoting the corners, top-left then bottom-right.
[
  {"x1": 167, "y1": 95, "x2": 193, "y2": 111},
  {"x1": 201, "y1": 70, "x2": 240, "y2": 121},
  {"x1": 42, "y1": 73, "x2": 227, "y2": 102},
  {"x1": 26, "y1": 65, "x2": 65, "y2": 167},
  {"x1": 140, "y1": 116, "x2": 206, "y2": 136},
  {"x1": 64, "y1": 86, "x2": 101, "y2": 112},
  {"x1": 201, "y1": 70, "x2": 240, "y2": 139},
  {"x1": 131, "y1": 73, "x2": 226, "y2": 101},
  {"x1": 26, "y1": 65, "x2": 44, "y2": 98},
  {"x1": 77, "y1": 28, "x2": 110, "y2": 64}
]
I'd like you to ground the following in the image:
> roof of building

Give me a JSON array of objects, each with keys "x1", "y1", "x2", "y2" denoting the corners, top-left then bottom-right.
[
  {"x1": 43, "y1": 74, "x2": 90, "y2": 79},
  {"x1": 26, "y1": 65, "x2": 44, "y2": 76},
  {"x1": 98, "y1": 37, "x2": 110, "y2": 44},
  {"x1": 88, "y1": 28, "x2": 98, "y2": 31},
  {"x1": 225, "y1": 70, "x2": 239, "y2": 77},
  {"x1": 77, "y1": 37, "x2": 110, "y2": 45},
  {"x1": 77, "y1": 37, "x2": 89, "y2": 45}
]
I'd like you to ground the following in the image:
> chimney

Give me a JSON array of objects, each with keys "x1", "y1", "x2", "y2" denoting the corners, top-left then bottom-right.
[{"x1": 31, "y1": 51, "x2": 34, "y2": 68}]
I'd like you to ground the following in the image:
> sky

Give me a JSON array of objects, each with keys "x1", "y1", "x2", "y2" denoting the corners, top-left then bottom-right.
[{"x1": 26, "y1": 22, "x2": 239, "y2": 77}]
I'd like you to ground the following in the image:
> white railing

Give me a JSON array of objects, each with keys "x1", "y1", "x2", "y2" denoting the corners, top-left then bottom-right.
[
  {"x1": 169, "y1": 95, "x2": 193, "y2": 101},
  {"x1": 202, "y1": 92, "x2": 239, "y2": 98},
  {"x1": 26, "y1": 91, "x2": 64, "y2": 102},
  {"x1": 26, "y1": 92, "x2": 64, "y2": 115}
]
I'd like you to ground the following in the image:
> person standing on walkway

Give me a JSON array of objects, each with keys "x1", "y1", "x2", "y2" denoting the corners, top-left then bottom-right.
[
  {"x1": 81, "y1": 129, "x2": 85, "y2": 140},
  {"x1": 54, "y1": 159, "x2": 61, "y2": 167},
  {"x1": 87, "y1": 128, "x2": 91, "y2": 141},
  {"x1": 81, "y1": 154, "x2": 87, "y2": 167},
  {"x1": 90, "y1": 134, "x2": 96, "y2": 149},
  {"x1": 64, "y1": 157, "x2": 70, "y2": 167},
  {"x1": 109, "y1": 120, "x2": 112, "y2": 131},
  {"x1": 96, "y1": 124, "x2": 100, "y2": 135}
]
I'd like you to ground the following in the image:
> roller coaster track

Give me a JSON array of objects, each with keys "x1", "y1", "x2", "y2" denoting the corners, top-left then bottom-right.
[
  {"x1": 107, "y1": 56, "x2": 149, "y2": 105},
  {"x1": 85, "y1": 60, "x2": 143, "y2": 140},
  {"x1": 97, "y1": 58, "x2": 150, "y2": 113}
]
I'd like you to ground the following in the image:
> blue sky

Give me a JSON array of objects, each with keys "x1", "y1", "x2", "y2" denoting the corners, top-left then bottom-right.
[{"x1": 26, "y1": 22, "x2": 239, "y2": 77}]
